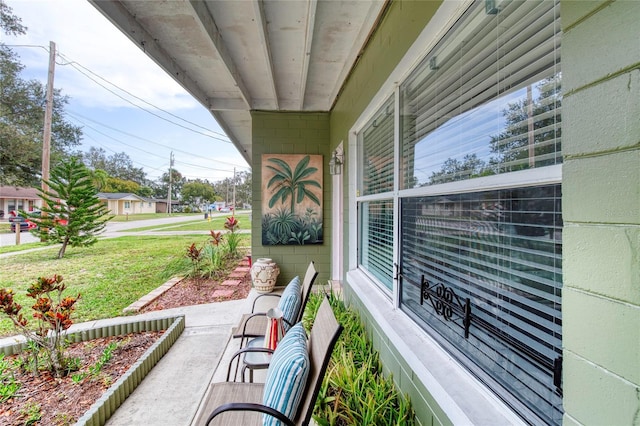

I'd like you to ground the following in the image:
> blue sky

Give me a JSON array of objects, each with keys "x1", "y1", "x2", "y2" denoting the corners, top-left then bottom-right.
[{"x1": 4, "y1": 0, "x2": 250, "y2": 183}]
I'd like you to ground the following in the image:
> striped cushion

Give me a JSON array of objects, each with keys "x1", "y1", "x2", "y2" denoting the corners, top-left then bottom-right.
[
  {"x1": 277, "y1": 276, "x2": 301, "y2": 331},
  {"x1": 262, "y1": 323, "x2": 309, "y2": 426}
]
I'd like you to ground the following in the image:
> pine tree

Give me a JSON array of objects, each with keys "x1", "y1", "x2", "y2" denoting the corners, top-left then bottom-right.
[{"x1": 30, "y1": 158, "x2": 113, "y2": 258}]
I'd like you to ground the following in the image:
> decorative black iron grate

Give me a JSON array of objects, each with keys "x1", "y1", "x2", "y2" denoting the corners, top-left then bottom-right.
[{"x1": 420, "y1": 275, "x2": 471, "y2": 338}]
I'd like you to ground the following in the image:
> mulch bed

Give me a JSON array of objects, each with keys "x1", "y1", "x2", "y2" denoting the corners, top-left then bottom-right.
[
  {"x1": 0, "y1": 332, "x2": 162, "y2": 426},
  {"x1": 139, "y1": 258, "x2": 252, "y2": 313}
]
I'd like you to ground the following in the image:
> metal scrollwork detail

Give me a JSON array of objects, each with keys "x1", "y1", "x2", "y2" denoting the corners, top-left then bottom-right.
[{"x1": 420, "y1": 275, "x2": 471, "y2": 338}]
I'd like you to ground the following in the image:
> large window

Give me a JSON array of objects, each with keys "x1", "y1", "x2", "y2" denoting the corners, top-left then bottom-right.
[
  {"x1": 400, "y1": 185, "x2": 563, "y2": 424},
  {"x1": 355, "y1": 0, "x2": 562, "y2": 423},
  {"x1": 357, "y1": 97, "x2": 395, "y2": 291}
]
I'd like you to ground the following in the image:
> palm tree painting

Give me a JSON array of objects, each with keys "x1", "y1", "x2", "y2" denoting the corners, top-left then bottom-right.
[{"x1": 261, "y1": 154, "x2": 323, "y2": 245}]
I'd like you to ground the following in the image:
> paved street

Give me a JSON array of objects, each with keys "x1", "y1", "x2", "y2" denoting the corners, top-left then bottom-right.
[{"x1": 0, "y1": 212, "x2": 243, "y2": 250}]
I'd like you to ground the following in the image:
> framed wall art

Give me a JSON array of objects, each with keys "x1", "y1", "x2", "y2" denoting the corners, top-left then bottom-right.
[{"x1": 261, "y1": 154, "x2": 323, "y2": 245}]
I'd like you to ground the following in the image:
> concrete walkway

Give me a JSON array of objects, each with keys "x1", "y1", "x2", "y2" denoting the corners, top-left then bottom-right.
[{"x1": 104, "y1": 300, "x2": 249, "y2": 426}]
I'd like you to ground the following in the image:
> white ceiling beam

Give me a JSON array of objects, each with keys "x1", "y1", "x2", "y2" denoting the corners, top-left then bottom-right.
[
  {"x1": 328, "y1": 1, "x2": 387, "y2": 108},
  {"x1": 207, "y1": 97, "x2": 248, "y2": 111},
  {"x1": 253, "y1": 0, "x2": 279, "y2": 110},
  {"x1": 298, "y1": 0, "x2": 318, "y2": 110},
  {"x1": 88, "y1": 0, "x2": 210, "y2": 110},
  {"x1": 188, "y1": 0, "x2": 252, "y2": 110}
]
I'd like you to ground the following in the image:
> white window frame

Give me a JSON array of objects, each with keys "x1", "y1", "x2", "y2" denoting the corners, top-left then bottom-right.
[{"x1": 347, "y1": 0, "x2": 561, "y2": 423}]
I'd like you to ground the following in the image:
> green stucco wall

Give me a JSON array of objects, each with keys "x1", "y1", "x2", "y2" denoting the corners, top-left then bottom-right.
[
  {"x1": 251, "y1": 111, "x2": 331, "y2": 286},
  {"x1": 330, "y1": 0, "x2": 443, "y2": 161},
  {"x1": 327, "y1": 1, "x2": 444, "y2": 425},
  {"x1": 561, "y1": 1, "x2": 640, "y2": 424}
]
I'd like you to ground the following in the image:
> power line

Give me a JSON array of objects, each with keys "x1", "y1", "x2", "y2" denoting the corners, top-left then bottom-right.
[
  {"x1": 5, "y1": 44, "x2": 249, "y2": 180},
  {"x1": 66, "y1": 110, "x2": 249, "y2": 170},
  {"x1": 56, "y1": 52, "x2": 233, "y2": 144},
  {"x1": 66, "y1": 111, "x2": 165, "y2": 160},
  {"x1": 58, "y1": 53, "x2": 230, "y2": 139},
  {"x1": 78, "y1": 131, "x2": 167, "y2": 173},
  {"x1": 70, "y1": 114, "x2": 242, "y2": 176}
]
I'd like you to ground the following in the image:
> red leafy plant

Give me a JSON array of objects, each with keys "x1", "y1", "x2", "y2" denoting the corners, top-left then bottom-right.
[
  {"x1": 0, "y1": 275, "x2": 80, "y2": 377},
  {"x1": 223, "y1": 216, "x2": 241, "y2": 256},
  {"x1": 209, "y1": 230, "x2": 223, "y2": 246},
  {"x1": 186, "y1": 243, "x2": 204, "y2": 277}
]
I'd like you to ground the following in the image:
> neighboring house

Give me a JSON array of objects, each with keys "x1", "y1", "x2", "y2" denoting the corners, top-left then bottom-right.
[
  {"x1": 154, "y1": 199, "x2": 181, "y2": 214},
  {"x1": 97, "y1": 193, "x2": 155, "y2": 215},
  {"x1": 0, "y1": 186, "x2": 43, "y2": 217},
  {"x1": 92, "y1": 2, "x2": 640, "y2": 425}
]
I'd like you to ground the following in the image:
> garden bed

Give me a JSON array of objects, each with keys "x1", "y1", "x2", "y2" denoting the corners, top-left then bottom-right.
[{"x1": 0, "y1": 315, "x2": 184, "y2": 426}]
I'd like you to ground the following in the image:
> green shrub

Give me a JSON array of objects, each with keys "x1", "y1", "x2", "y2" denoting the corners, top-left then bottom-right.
[{"x1": 305, "y1": 291, "x2": 415, "y2": 426}]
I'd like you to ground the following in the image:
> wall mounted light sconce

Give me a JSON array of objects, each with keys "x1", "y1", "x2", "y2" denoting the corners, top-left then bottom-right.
[
  {"x1": 329, "y1": 149, "x2": 344, "y2": 175},
  {"x1": 429, "y1": 56, "x2": 439, "y2": 71},
  {"x1": 485, "y1": 0, "x2": 498, "y2": 14}
]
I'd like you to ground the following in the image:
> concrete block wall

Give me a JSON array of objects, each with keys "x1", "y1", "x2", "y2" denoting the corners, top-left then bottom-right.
[
  {"x1": 251, "y1": 111, "x2": 331, "y2": 286},
  {"x1": 561, "y1": 1, "x2": 640, "y2": 424}
]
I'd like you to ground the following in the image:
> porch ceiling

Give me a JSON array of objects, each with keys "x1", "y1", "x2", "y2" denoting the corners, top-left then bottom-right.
[{"x1": 89, "y1": 0, "x2": 388, "y2": 164}]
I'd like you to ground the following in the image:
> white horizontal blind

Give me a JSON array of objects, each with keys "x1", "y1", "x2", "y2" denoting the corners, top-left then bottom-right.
[
  {"x1": 357, "y1": 97, "x2": 395, "y2": 291},
  {"x1": 360, "y1": 200, "x2": 394, "y2": 290},
  {"x1": 395, "y1": 0, "x2": 563, "y2": 424},
  {"x1": 400, "y1": 185, "x2": 562, "y2": 424},
  {"x1": 360, "y1": 98, "x2": 395, "y2": 196},
  {"x1": 400, "y1": 0, "x2": 561, "y2": 189}
]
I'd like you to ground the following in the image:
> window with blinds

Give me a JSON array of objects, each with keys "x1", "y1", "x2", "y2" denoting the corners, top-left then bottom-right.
[
  {"x1": 400, "y1": 0, "x2": 561, "y2": 189},
  {"x1": 390, "y1": 0, "x2": 563, "y2": 424},
  {"x1": 359, "y1": 200, "x2": 394, "y2": 290},
  {"x1": 360, "y1": 97, "x2": 395, "y2": 196},
  {"x1": 399, "y1": 185, "x2": 563, "y2": 424},
  {"x1": 357, "y1": 97, "x2": 395, "y2": 291}
]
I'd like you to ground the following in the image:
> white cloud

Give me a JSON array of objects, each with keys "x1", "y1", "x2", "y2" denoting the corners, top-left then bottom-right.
[{"x1": 5, "y1": 0, "x2": 198, "y2": 111}]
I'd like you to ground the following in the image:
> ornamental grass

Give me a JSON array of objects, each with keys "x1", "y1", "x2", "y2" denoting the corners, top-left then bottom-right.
[{"x1": 304, "y1": 291, "x2": 415, "y2": 426}]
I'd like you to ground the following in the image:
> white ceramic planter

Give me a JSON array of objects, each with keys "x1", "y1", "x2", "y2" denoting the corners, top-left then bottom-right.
[{"x1": 250, "y1": 258, "x2": 280, "y2": 293}]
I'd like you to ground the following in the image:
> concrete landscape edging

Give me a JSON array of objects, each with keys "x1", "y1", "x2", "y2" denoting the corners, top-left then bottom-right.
[{"x1": 0, "y1": 315, "x2": 185, "y2": 426}]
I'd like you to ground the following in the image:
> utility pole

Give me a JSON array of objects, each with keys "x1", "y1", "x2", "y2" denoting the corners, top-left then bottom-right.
[
  {"x1": 40, "y1": 41, "x2": 55, "y2": 242},
  {"x1": 167, "y1": 151, "x2": 174, "y2": 215},
  {"x1": 42, "y1": 41, "x2": 56, "y2": 195},
  {"x1": 232, "y1": 167, "x2": 236, "y2": 216}
]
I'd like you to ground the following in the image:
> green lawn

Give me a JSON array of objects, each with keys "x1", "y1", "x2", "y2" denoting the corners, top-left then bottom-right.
[
  {"x1": 0, "y1": 234, "x2": 250, "y2": 337},
  {"x1": 119, "y1": 213, "x2": 251, "y2": 233},
  {"x1": 111, "y1": 213, "x2": 198, "y2": 222},
  {"x1": 0, "y1": 240, "x2": 50, "y2": 255}
]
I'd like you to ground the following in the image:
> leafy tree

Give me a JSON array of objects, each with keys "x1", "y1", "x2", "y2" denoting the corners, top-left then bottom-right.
[
  {"x1": 137, "y1": 185, "x2": 154, "y2": 198},
  {"x1": 88, "y1": 168, "x2": 108, "y2": 191},
  {"x1": 156, "y1": 168, "x2": 185, "y2": 199},
  {"x1": 182, "y1": 180, "x2": 216, "y2": 209},
  {"x1": 489, "y1": 76, "x2": 562, "y2": 172},
  {"x1": 428, "y1": 153, "x2": 490, "y2": 185},
  {"x1": 29, "y1": 158, "x2": 113, "y2": 258},
  {"x1": 266, "y1": 155, "x2": 320, "y2": 214},
  {"x1": 233, "y1": 170, "x2": 252, "y2": 207},
  {"x1": 103, "y1": 176, "x2": 140, "y2": 194},
  {"x1": 0, "y1": 3, "x2": 82, "y2": 187},
  {"x1": 82, "y1": 147, "x2": 146, "y2": 184}
]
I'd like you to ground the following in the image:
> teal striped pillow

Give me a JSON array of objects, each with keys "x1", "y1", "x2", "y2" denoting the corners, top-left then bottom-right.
[
  {"x1": 277, "y1": 276, "x2": 301, "y2": 330},
  {"x1": 262, "y1": 323, "x2": 309, "y2": 426}
]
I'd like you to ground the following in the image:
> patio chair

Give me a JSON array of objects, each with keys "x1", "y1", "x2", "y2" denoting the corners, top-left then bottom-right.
[
  {"x1": 194, "y1": 295, "x2": 343, "y2": 426},
  {"x1": 232, "y1": 261, "x2": 318, "y2": 346}
]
